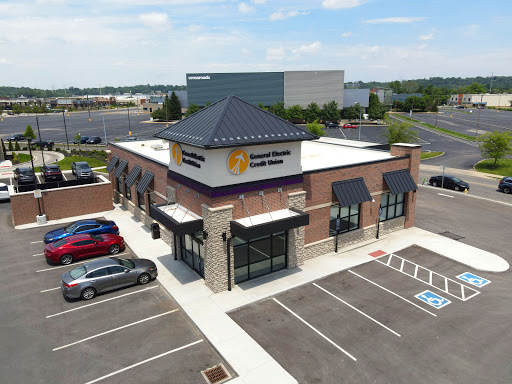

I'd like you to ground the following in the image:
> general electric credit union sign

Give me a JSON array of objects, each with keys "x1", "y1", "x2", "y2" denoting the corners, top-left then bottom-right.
[{"x1": 227, "y1": 149, "x2": 291, "y2": 175}]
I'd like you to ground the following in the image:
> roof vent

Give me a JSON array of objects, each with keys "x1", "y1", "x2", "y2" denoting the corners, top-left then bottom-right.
[{"x1": 151, "y1": 143, "x2": 165, "y2": 150}]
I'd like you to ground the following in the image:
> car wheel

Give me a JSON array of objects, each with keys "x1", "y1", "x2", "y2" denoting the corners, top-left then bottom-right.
[
  {"x1": 81, "y1": 287, "x2": 96, "y2": 300},
  {"x1": 137, "y1": 273, "x2": 151, "y2": 285},
  {"x1": 109, "y1": 244, "x2": 121, "y2": 255},
  {"x1": 60, "y1": 254, "x2": 73, "y2": 265},
  {"x1": 504, "y1": 187, "x2": 512, "y2": 194},
  {"x1": 432, "y1": 181, "x2": 438, "y2": 187},
  {"x1": 454, "y1": 186, "x2": 460, "y2": 191}
]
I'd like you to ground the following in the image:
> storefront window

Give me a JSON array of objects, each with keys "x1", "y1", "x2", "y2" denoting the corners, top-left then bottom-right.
[
  {"x1": 137, "y1": 190, "x2": 145, "y2": 211},
  {"x1": 116, "y1": 177, "x2": 123, "y2": 193},
  {"x1": 379, "y1": 193, "x2": 404, "y2": 221},
  {"x1": 233, "y1": 232, "x2": 287, "y2": 284},
  {"x1": 329, "y1": 204, "x2": 360, "y2": 237},
  {"x1": 180, "y1": 232, "x2": 204, "y2": 278},
  {"x1": 124, "y1": 183, "x2": 131, "y2": 200}
]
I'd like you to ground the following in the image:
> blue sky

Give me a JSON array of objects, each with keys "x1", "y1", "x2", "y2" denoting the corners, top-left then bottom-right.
[{"x1": 0, "y1": 0, "x2": 510, "y2": 89}]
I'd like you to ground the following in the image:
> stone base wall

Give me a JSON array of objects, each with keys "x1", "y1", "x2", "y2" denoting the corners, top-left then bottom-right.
[{"x1": 287, "y1": 191, "x2": 307, "y2": 268}]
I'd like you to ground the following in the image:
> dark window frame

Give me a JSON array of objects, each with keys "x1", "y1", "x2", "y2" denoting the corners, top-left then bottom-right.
[
  {"x1": 379, "y1": 192, "x2": 405, "y2": 222},
  {"x1": 124, "y1": 182, "x2": 131, "y2": 200},
  {"x1": 329, "y1": 203, "x2": 360, "y2": 237}
]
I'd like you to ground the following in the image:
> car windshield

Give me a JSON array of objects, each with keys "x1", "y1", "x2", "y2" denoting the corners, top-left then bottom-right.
[
  {"x1": 116, "y1": 258, "x2": 135, "y2": 269},
  {"x1": 64, "y1": 222, "x2": 79, "y2": 233},
  {"x1": 77, "y1": 164, "x2": 90, "y2": 169},
  {"x1": 53, "y1": 238, "x2": 68, "y2": 247},
  {"x1": 69, "y1": 265, "x2": 87, "y2": 280},
  {"x1": 452, "y1": 177, "x2": 462, "y2": 183},
  {"x1": 90, "y1": 234, "x2": 104, "y2": 242}
]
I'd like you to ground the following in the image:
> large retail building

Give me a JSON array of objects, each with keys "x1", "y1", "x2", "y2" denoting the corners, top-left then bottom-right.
[{"x1": 107, "y1": 95, "x2": 420, "y2": 293}]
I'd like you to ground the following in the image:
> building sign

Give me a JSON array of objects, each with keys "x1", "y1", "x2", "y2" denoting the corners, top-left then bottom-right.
[
  {"x1": 227, "y1": 149, "x2": 291, "y2": 175},
  {"x1": 182, "y1": 149, "x2": 205, "y2": 169},
  {"x1": 187, "y1": 76, "x2": 210, "y2": 80},
  {"x1": 172, "y1": 143, "x2": 182, "y2": 165}
]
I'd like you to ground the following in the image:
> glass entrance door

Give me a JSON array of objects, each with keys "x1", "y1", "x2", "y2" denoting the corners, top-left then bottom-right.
[{"x1": 180, "y1": 232, "x2": 204, "y2": 278}]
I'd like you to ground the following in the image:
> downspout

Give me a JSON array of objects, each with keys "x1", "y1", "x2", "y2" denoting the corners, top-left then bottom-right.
[{"x1": 223, "y1": 232, "x2": 234, "y2": 291}]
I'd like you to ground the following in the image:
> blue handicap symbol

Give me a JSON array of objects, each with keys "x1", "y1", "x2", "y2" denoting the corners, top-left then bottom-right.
[
  {"x1": 456, "y1": 272, "x2": 490, "y2": 288},
  {"x1": 415, "y1": 290, "x2": 451, "y2": 309}
]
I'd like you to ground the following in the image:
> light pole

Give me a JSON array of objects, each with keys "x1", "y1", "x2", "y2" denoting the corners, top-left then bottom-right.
[
  {"x1": 356, "y1": 102, "x2": 362, "y2": 140},
  {"x1": 35, "y1": 117, "x2": 45, "y2": 166},
  {"x1": 475, "y1": 94, "x2": 483, "y2": 137},
  {"x1": 62, "y1": 112, "x2": 70, "y2": 150}
]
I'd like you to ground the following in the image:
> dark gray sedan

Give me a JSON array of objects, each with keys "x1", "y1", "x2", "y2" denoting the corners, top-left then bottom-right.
[{"x1": 61, "y1": 257, "x2": 158, "y2": 300}]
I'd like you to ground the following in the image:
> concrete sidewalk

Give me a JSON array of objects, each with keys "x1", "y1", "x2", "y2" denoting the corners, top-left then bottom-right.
[{"x1": 420, "y1": 163, "x2": 505, "y2": 179}]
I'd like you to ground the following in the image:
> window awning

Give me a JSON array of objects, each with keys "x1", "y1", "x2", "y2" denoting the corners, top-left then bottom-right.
[
  {"x1": 332, "y1": 178, "x2": 372, "y2": 207},
  {"x1": 383, "y1": 169, "x2": 417, "y2": 195},
  {"x1": 149, "y1": 203, "x2": 203, "y2": 236},
  {"x1": 136, "y1": 171, "x2": 155, "y2": 193},
  {"x1": 113, "y1": 159, "x2": 128, "y2": 178},
  {"x1": 106, "y1": 155, "x2": 119, "y2": 173},
  {"x1": 230, "y1": 208, "x2": 309, "y2": 240},
  {"x1": 125, "y1": 165, "x2": 142, "y2": 188}
]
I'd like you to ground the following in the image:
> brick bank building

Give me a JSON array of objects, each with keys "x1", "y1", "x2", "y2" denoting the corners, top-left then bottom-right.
[{"x1": 107, "y1": 95, "x2": 420, "y2": 293}]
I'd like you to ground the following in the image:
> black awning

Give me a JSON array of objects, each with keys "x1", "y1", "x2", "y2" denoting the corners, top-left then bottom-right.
[
  {"x1": 125, "y1": 165, "x2": 142, "y2": 188},
  {"x1": 106, "y1": 155, "x2": 119, "y2": 173},
  {"x1": 136, "y1": 171, "x2": 155, "y2": 193},
  {"x1": 383, "y1": 169, "x2": 417, "y2": 195},
  {"x1": 113, "y1": 159, "x2": 128, "y2": 178},
  {"x1": 149, "y1": 204, "x2": 203, "y2": 236},
  {"x1": 230, "y1": 208, "x2": 309, "y2": 241},
  {"x1": 332, "y1": 178, "x2": 372, "y2": 207}
]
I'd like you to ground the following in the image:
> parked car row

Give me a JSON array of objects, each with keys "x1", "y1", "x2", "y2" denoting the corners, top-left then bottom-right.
[
  {"x1": 12, "y1": 161, "x2": 94, "y2": 184},
  {"x1": 73, "y1": 136, "x2": 102, "y2": 144},
  {"x1": 324, "y1": 122, "x2": 358, "y2": 129},
  {"x1": 429, "y1": 175, "x2": 470, "y2": 192},
  {"x1": 4, "y1": 135, "x2": 102, "y2": 145},
  {"x1": 42, "y1": 219, "x2": 158, "y2": 300}
]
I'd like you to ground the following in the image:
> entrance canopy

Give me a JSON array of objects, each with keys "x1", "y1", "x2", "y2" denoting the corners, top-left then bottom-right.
[
  {"x1": 149, "y1": 203, "x2": 203, "y2": 236},
  {"x1": 230, "y1": 208, "x2": 309, "y2": 240}
]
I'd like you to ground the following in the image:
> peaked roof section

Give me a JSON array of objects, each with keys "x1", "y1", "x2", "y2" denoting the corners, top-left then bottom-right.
[{"x1": 154, "y1": 95, "x2": 318, "y2": 149}]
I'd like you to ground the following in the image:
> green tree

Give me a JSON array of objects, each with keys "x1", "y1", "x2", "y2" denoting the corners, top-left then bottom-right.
[
  {"x1": 8, "y1": 140, "x2": 14, "y2": 151},
  {"x1": 306, "y1": 120, "x2": 325, "y2": 136},
  {"x1": 368, "y1": 93, "x2": 387, "y2": 120},
  {"x1": 286, "y1": 105, "x2": 303, "y2": 121},
  {"x1": 271, "y1": 101, "x2": 287, "y2": 119},
  {"x1": 74, "y1": 133, "x2": 82, "y2": 155},
  {"x1": 388, "y1": 80, "x2": 403, "y2": 94},
  {"x1": 185, "y1": 103, "x2": 201, "y2": 117},
  {"x1": 322, "y1": 100, "x2": 340, "y2": 122},
  {"x1": 402, "y1": 96, "x2": 425, "y2": 112},
  {"x1": 304, "y1": 102, "x2": 321, "y2": 122},
  {"x1": 478, "y1": 130, "x2": 512, "y2": 168},
  {"x1": 466, "y1": 82, "x2": 487, "y2": 94},
  {"x1": 344, "y1": 104, "x2": 362, "y2": 121},
  {"x1": 15, "y1": 141, "x2": 21, "y2": 151},
  {"x1": 257, "y1": 103, "x2": 269, "y2": 112},
  {"x1": 1, "y1": 139, "x2": 6, "y2": 157},
  {"x1": 380, "y1": 117, "x2": 419, "y2": 145},
  {"x1": 12, "y1": 104, "x2": 22, "y2": 115},
  {"x1": 24, "y1": 124, "x2": 36, "y2": 140},
  {"x1": 151, "y1": 107, "x2": 165, "y2": 121},
  {"x1": 168, "y1": 91, "x2": 182, "y2": 120}
]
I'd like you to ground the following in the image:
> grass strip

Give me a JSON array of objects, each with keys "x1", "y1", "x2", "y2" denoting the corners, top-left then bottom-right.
[
  {"x1": 397, "y1": 115, "x2": 476, "y2": 141},
  {"x1": 420, "y1": 151, "x2": 443, "y2": 160},
  {"x1": 34, "y1": 156, "x2": 106, "y2": 172},
  {"x1": 474, "y1": 159, "x2": 512, "y2": 176}
]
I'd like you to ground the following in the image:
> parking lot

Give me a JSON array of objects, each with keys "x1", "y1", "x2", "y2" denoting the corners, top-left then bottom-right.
[
  {"x1": 229, "y1": 246, "x2": 512, "y2": 384},
  {"x1": 0, "y1": 202, "x2": 234, "y2": 384}
]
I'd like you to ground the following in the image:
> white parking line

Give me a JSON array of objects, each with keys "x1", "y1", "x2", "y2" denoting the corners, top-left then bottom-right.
[
  {"x1": 33, "y1": 253, "x2": 44, "y2": 257},
  {"x1": 31, "y1": 240, "x2": 44, "y2": 244},
  {"x1": 62, "y1": 173, "x2": 68, "y2": 181},
  {"x1": 84, "y1": 339, "x2": 204, "y2": 384},
  {"x1": 273, "y1": 298, "x2": 357, "y2": 361},
  {"x1": 348, "y1": 270, "x2": 437, "y2": 317},
  {"x1": 53, "y1": 310, "x2": 179, "y2": 351},
  {"x1": 438, "y1": 193, "x2": 454, "y2": 198},
  {"x1": 40, "y1": 287, "x2": 60, "y2": 293},
  {"x1": 36, "y1": 252, "x2": 131, "y2": 272},
  {"x1": 46, "y1": 286, "x2": 158, "y2": 318},
  {"x1": 313, "y1": 283, "x2": 401, "y2": 337}
]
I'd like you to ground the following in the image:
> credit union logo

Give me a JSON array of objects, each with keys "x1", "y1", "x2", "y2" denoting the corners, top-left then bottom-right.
[
  {"x1": 227, "y1": 149, "x2": 249, "y2": 175},
  {"x1": 172, "y1": 143, "x2": 182, "y2": 165}
]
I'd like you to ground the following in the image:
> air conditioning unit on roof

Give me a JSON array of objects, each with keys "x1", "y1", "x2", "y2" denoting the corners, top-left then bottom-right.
[{"x1": 151, "y1": 143, "x2": 165, "y2": 150}]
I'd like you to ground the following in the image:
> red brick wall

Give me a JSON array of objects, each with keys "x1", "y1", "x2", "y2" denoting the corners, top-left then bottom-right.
[{"x1": 11, "y1": 181, "x2": 113, "y2": 226}]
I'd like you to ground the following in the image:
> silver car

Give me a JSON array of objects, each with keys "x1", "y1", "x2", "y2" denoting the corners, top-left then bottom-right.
[{"x1": 61, "y1": 257, "x2": 158, "y2": 300}]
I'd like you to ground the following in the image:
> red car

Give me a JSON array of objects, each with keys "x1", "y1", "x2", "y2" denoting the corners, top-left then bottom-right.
[
  {"x1": 44, "y1": 233, "x2": 125, "y2": 265},
  {"x1": 343, "y1": 123, "x2": 357, "y2": 129}
]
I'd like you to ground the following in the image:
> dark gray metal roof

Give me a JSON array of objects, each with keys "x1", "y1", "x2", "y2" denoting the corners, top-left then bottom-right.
[
  {"x1": 125, "y1": 165, "x2": 142, "y2": 188},
  {"x1": 106, "y1": 155, "x2": 119, "y2": 173},
  {"x1": 332, "y1": 178, "x2": 372, "y2": 207},
  {"x1": 113, "y1": 159, "x2": 128, "y2": 178},
  {"x1": 383, "y1": 169, "x2": 417, "y2": 195},
  {"x1": 154, "y1": 94, "x2": 318, "y2": 149},
  {"x1": 136, "y1": 171, "x2": 154, "y2": 193}
]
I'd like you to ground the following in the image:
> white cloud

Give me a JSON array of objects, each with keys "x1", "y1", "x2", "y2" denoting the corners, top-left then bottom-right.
[
  {"x1": 341, "y1": 32, "x2": 352, "y2": 37},
  {"x1": 0, "y1": 58, "x2": 9, "y2": 64},
  {"x1": 292, "y1": 41, "x2": 322, "y2": 54},
  {"x1": 270, "y1": 9, "x2": 308, "y2": 21},
  {"x1": 139, "y1": 12, "x2": 169, "y2": 28},
  {"x1": 252, "y1": 0, "x2": 266, "y2": 3},
  {"x1": 463, "y1": 24, "x2": 480, "y2": 36},
  {"x1": 266, "y1": 47, "x2": 285, "y2": 61},
  {"x1": 419, "y1": 33, "x2": 434, "y2": 40},
  {"x1": 322, "y1": 0, "x2": 368, "y2": 10},
  {"x1": 238, "y1": 2, "x2": 255, "y2": 14},
  {"x1": 365, "y1": 17, "x2": 425, "y2": 24}
]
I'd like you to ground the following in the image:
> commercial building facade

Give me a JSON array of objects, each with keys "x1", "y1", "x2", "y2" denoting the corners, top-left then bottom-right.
[
  {"x1": 186, "y1": 70, "x2": 344, "y2": 109},
  {"x1": 107, "y1": 95, "x2": 420, "y2": 293},
  {"x1": 449, "y1": 93, "x2": 512, "y2": 108}
]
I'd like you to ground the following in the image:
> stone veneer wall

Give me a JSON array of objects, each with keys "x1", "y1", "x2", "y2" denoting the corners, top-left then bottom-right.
[
  {"x1": 202, "y1": 204, "x2": 234, "y2": 293},
  {"x1": 287, "y1": 191, "x2": 306, "y2": 268},
  {"x1": 303, "y1": 216, "x2": 405, "y2": 260}
]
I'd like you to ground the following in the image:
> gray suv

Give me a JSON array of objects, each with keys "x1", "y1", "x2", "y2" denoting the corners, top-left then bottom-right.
[{"x1": 71, "y1": 161, "x2": 93, "y2": 179}]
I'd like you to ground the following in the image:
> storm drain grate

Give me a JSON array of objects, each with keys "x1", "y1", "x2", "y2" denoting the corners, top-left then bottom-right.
[
  {"x1": 201, "y1": 363, "x2": 231, "y2": 384},
  {"x1": 439, "y1": 231, "x2": 465, "y2": 241}
]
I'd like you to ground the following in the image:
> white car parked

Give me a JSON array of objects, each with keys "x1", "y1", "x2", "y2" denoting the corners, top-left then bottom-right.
[{"x1": 0, "y1": 183, "x2": 10, "y2": 201}]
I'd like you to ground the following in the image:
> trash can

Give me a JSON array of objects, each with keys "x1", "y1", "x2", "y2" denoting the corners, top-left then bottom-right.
[{"x1": 150, "y1": 223, "x2": 160, "y2": 239}]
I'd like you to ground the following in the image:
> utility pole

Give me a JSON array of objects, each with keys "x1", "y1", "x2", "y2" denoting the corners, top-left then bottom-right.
[
  {"x1": 434, "y1": 96, "x2": 440, "y2": 128},
  {"x1": 358, "y1": 103, "x2": 362, "y2": 141},
  {"x1": 35, "y1": 117, "x2": 45, "y2": 166},
  {"x1": 87, "y1": 93, "x2": 91, "y2": 122},
  {"x1": 62, "y1": 112, "x2": 70, "y2": 150},
  {"x1": 475, "y1": 94, "x2": 483, "y2": 137},
  {"x1": 127, "y1": 105, "x2": 131, "y2": 136},
  {"x1": 489, "y1": 72, "x2": 494, "y2": 93}
]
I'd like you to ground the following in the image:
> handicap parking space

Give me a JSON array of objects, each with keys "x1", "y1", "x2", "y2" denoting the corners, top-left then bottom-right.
[
  {"x1": 1, "y1": 209, "x2": 235, "y2": 384},
  {"x1": 229, "y1": 245, "x2": 511, "y2": 384}
]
